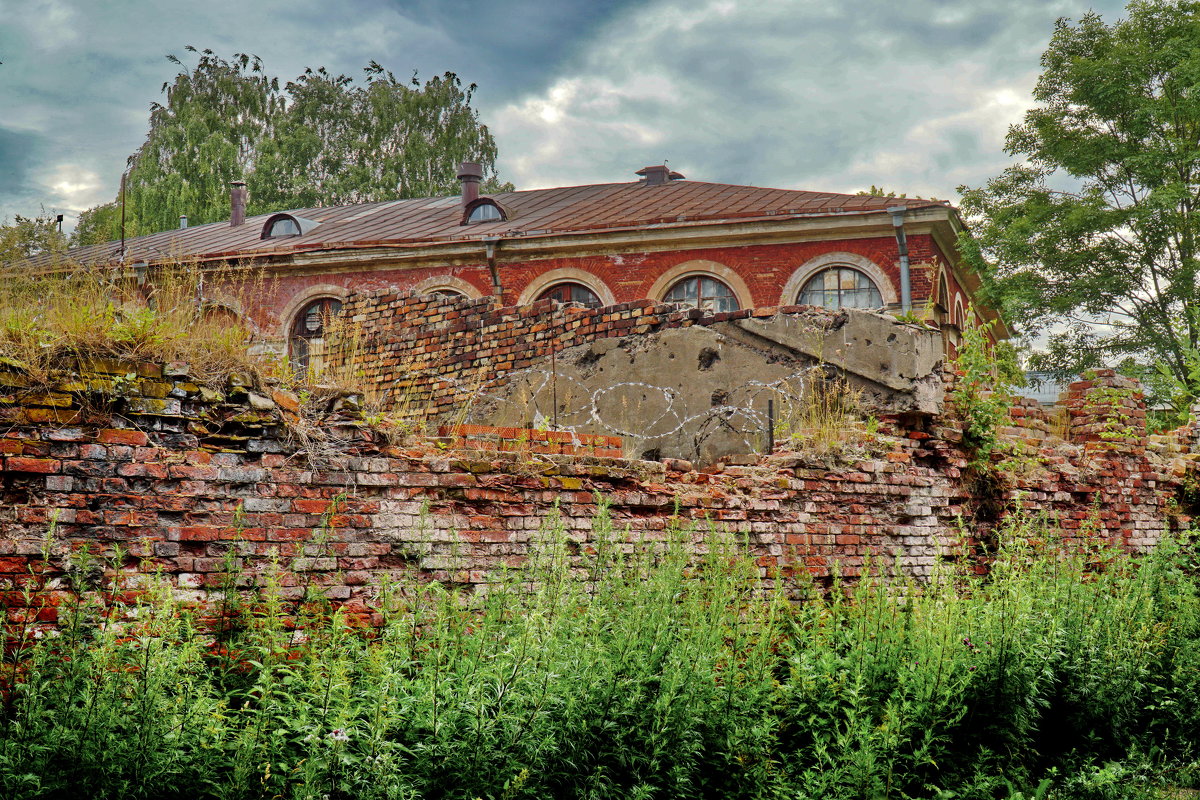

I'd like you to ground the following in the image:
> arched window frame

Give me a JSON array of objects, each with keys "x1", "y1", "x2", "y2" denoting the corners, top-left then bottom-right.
[
  {"x1": 647, "y1": 260, "x2": 752, "y2": 310},
  {"x1": 288, "y1": 296, "x2": 343, "y2": 375},
  {"x1": 796, "y1": 266, "x2": 885, "y2": 310},
  {"x1": 517, "y1": 269, "x2": 615, "y2": 307},
  {"x1": 535, "y1": 282, "x2": 603, "y2": 308},
  {"x1": 261, "y1": 212, "x2": 319, "y2": 239},
  {"x1": 661, "y1": 275, "x2": 740, "y2": 312},
  {"x1": 461, "y1": 198, "x2": 507, "y2": 225},
  {"x1": 779, "y1": 252, "x2": 898, "y2": 308},
  {"x1": 409, "y1": 276, "x2": 485, "y2": 301}
]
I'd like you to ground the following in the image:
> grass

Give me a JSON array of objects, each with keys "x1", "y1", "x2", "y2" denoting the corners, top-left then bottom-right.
[
  {"x1": 772, "y1": 369, "x2": 876, "y2": 457},
  {"x1": 2, "y1": 508, "x2": 1200, "y2": 799},
  {"x1": 0, "y1": 262, "x2": 260, "y2": 386}
]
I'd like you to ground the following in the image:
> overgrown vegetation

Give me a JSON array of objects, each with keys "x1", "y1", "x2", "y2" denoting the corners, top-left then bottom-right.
[
  {"x1": 0, "y1": 264, "x2": 258, "y2": 385},
  {"x1": 950, "y1": 315, "x2": 1025, "y2": 468},
  {"x1": 2, "y1": 509, "x2": 1199, "y2": 799}
]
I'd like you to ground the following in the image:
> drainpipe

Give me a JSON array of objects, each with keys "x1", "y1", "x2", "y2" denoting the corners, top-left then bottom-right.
[
  {"x1": 888, "y1": 206, "x2": 912, "y2": 315},
  {"x1": 483, "y1": 236, "x2": 503, "y2": 301}
]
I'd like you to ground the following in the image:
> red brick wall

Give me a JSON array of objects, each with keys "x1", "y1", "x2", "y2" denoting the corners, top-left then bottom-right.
[
  {"x1": 235, "y1": 236, "x2": 937, "y2": 338},
  {"x1": 0, "y1": 361, "x2": 1192, "y2": 628},
  {"x1": 331, "y1": 292, "x2": 837, "y2": 419}
]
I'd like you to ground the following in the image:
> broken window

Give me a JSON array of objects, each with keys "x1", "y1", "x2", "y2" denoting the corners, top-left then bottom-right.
[
  {"x1": 663, "y1": 275, "x2": 739, "y2": 312},
  {"x1": 289, "y1": 297, "x2": 342, "y2": 376},
  {"x1": 798, "y1": 267, "x2": 883, "y2": 310},
  {"x1": 536, "y1": 282, "x2": 602, "y2": 308}
]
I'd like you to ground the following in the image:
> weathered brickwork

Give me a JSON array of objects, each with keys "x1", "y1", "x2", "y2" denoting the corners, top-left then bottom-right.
[
  {"x1": 235, "y1": 234, "x2": 968, "y2": 347},
  {"x1": 1, "y1": 358, "x2": 1196, "y2": 630},
  {"x1": 333, "y1": 291, "x2": 863, "y2": 419}
]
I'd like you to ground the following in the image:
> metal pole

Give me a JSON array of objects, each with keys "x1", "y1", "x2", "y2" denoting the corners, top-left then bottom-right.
[{"x1": 767, "y1": 397, "x2": 775, "y2": 454}]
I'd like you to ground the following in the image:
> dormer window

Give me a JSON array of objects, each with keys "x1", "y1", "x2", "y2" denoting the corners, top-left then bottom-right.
[
  {"x1": 462, "y1": 198, "x2": 506, "y2": 225},
  {"x1": 269, "y1": 217, "x2": 300, "y2": 236},
  {"x1": 261, "y1": 212, "x2": 317, "y2": 239}
]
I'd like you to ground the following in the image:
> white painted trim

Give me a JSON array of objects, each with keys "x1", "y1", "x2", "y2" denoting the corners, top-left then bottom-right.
[
  {"x1": 517, "y1": 268, "x2": 616, "y2": 307},
  {"x1": 778, "y1": 251, "x2": 897, "y2": 307},
  {"x1": 646, "y1": 260, "x2": 752, "y2": 309},
  {"x1": 409, "y1": 275, "x2": 484, "y2": 300}
]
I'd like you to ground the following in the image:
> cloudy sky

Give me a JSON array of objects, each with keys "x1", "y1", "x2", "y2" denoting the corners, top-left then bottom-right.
[{"x1": 0, "y1": 0, "x2": 1129, "y2": 229}]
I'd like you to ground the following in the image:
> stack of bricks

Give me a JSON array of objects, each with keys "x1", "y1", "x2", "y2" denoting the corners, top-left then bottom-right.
[
  {"x1": 435, "y1": 424, "x2": 623, "y2": 458},
  {"x1": 1063, "y1": 369, "x2": 1147, "y2": 451},
  {"x1": 332, "y1": 290, "x2": 838, "y2": 418},
  {"x1": 1001, "y1": 396, "x2": 1054, "y2": 446}
]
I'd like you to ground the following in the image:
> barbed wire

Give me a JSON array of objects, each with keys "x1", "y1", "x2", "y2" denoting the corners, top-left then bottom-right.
[{"x1": 375, "y1": 360, "x2": 840, "y2": 456}]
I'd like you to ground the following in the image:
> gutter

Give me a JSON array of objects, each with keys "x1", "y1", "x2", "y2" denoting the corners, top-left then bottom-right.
[
  {"x1": 888, "y1": 206, "x2": 912, "y2": 315},
  {"x1": 483, "y1": 236, "x2": 503, "y2": 300}
]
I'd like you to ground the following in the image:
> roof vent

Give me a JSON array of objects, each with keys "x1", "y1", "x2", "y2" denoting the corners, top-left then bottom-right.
[
  {"x1": 457, "y1": 161, "x2": 483, "y2": 207},
  {"x1": 636, "y1": 165, "x2": 684, "y2": 186}
]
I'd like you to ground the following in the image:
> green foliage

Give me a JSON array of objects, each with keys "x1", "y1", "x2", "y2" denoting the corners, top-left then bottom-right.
[
  {"x1": 951, "y1": 315, "x2": 1024, "y2": 467},
  {"x1": 0, "y1": 213, "x2": 66, "y2": 267},
  {"x1": 958, "y1": 1, "x2": 1200, "y2": 402},
  {"x1": 3, "y1": 511, "x2": 1200, "y2": 798},
  {"x1": 82, "y1": 47, "x2": 508, "y2": 240}
]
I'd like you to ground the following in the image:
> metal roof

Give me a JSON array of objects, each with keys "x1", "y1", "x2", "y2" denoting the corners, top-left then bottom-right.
[{"x1": 41, "y1": 178, "x2": 947, "y2": 268}]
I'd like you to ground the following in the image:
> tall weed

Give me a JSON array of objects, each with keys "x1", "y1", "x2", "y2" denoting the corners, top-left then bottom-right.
[{"x1": 2, "y1": 510, "x2": 1199, "y2": 799}]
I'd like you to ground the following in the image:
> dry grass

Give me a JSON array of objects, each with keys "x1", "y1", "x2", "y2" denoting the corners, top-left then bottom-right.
[
  {"x1": 0, "y1": 261, "x2": 262, "y2": 386},
  {"x1": 772, "y1": 370, "x2": 876, "y2": 457}
]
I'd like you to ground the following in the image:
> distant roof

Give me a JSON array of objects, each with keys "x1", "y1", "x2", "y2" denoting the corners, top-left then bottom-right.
[{"x1": 38, "y1": 179, "x2": 948, "y2": 268}]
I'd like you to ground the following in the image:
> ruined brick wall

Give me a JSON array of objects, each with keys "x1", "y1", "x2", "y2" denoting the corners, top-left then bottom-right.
[
  {"x1": 334, "y1": 291, "x2": 827, "y2": 418},
  {"x1": 1, "y1": 362, "x2": 1193, "y2": 626}
]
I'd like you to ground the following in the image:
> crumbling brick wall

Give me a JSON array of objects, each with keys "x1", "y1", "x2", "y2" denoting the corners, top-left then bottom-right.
[
  {"x1": 332, "y1": 291, "x2": 844, "y2": 418},
  {"x1": 0, "y1": 360, "x2": 1193, "y2": 627}
]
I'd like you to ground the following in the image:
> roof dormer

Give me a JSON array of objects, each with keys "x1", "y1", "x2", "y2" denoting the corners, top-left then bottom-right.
[
  {"x1": 461, "y1": 198, "x2": 507, "y2": 225},
  {"x1": 261, "y1": 213, "x2": 318, "y2": 239}
]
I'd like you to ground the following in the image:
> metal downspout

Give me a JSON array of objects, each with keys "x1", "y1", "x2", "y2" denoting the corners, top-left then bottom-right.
[
  {"x1": 888, "y1": 206, "x2": 912, "y2": 315},
  {"x1": 483, "y1": 236, "x2": 503, "y2": 301}
]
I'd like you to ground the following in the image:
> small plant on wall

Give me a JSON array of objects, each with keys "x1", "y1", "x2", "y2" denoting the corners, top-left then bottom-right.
[{"x1": 951, "y1": 310, "x2": 1024, "y2": 469}]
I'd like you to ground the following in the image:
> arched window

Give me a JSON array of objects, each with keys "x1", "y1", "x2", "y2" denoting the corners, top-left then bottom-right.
[
  {"x1": 428, "y1": 289, "x2": 466, "y2": 300},
  {"x1": 798, "y1": 266, "x2": 883, "y2": 310},
  {"x1": 463, "y1": 200, "x2": 506, "y2": 224},
  {"x1": 289, "y1": 297, "x2": 342, "y2": 375},
  {"x1": 261, "y1": 213, "x2": 317, "y2": 239},
  {"x1": 267, "y1": 217, "x2": 300, "y2": 237},
  {"x1": 536, "y1": 282, "x2": 601, "y2": 308},
  {"x1": 663, "y1": 275, "x2": 739, "y2": 312}
]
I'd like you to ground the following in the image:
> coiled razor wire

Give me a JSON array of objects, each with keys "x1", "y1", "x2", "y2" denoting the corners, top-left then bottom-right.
[{"x1": 374, "y1": 360, "x2": 840, "y2": 456}]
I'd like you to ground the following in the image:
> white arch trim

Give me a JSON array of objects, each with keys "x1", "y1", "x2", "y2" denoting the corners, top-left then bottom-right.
[
  {"x1": 409, "y1": 276, "x2": 485, "y2": 300},
  {"x1": 277, "y1": 283, "x2": 351, "y2": 342},
  {"x1": 646, "y1": 260, "x2": 753, "y2": 310},
  {"x1": 778, "y1": 252, "x2": 898, "y2": 308},
  {"x1": 517, "y1": 268, "x2": 616, "y2": 307}
]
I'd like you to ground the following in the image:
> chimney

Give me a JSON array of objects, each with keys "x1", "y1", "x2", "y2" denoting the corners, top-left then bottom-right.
[
  {"x1": 457, "y1": 161, "x2": 483, "y2": 206},
  {"x1": 179, "y1": 214, "x2": 188, "y2": 229},
  {"x1": 230, "y1": 181, "x2": 247, "y2": 227},
  {"x1": 636, "y1": 165, "x2": 685, "y2": 186}
]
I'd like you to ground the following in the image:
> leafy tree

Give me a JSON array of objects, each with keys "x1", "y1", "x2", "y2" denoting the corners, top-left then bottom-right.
[
  {"x1": 0, "y1": 212, "x2": 66, "y2": 266},
  {"x1": 958, "y1": 0, "x2": 1200, "y2": 418},
  {"x1": 79, "y1": 48, "x2": 508, "y2": 240}
]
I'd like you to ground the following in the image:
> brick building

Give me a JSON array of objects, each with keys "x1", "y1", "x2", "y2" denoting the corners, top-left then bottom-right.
[{"x1": 53, "y1": 163, "x2": 1005, "y2": 367}]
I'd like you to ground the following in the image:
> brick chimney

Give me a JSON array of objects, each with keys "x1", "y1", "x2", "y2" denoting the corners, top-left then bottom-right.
[
  {"x1": 457, "y1": 161, "x2": 483, "y2": 207},
  {"x1": 230, "y1": 181, "x2": 248, "y2": 227},
  {"x1": 636, "y1": 165, "x2": 684, "y2": 186}
]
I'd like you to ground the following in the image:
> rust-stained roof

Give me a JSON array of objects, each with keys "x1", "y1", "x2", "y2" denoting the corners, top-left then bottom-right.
[{"x1": 41, "y1": 178, "x2": 948, "y2": 268}]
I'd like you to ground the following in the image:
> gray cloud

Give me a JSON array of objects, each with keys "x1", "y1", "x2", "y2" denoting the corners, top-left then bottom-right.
[
  {"x1": 492, "y1": 0, "x2": 1130, "y2": 199},
  {"x1": 0, "y1": 126, "x2": 39, "y2": 200},
  {"x1": 0, "y1": 0, "x2": 1137, "y2": 229}
]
